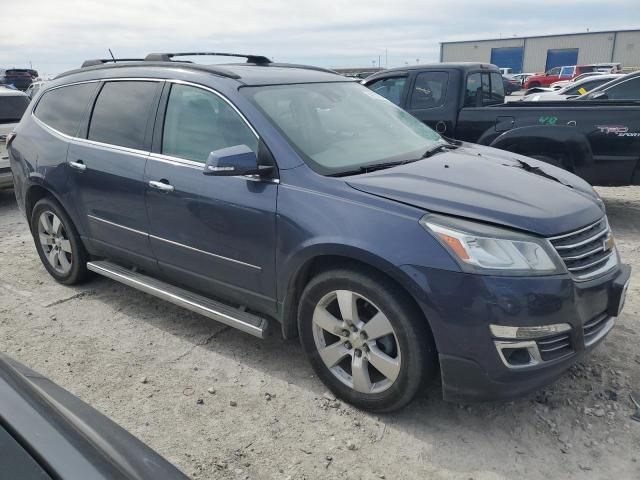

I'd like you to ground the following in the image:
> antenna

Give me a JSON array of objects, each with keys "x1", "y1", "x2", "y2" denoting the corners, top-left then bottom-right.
[{"x1": 108, "y1": 49, "x2": 116, "y2": 63}]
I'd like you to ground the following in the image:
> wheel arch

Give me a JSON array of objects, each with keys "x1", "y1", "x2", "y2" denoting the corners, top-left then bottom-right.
[
  {"x1": 25, "y1": 183, "x2": 59, "y2": 224},
  {"x1": 279, "y1": 246, "x2": 433, "y2": 341},
  {"x1": 487, "y1": 125, "x2": 594, "y2": 173}
]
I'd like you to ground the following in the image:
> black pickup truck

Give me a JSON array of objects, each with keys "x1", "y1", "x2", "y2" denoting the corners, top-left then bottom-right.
[{"x1": 362, "y1": 63, "x2": 640, "y2": 186}]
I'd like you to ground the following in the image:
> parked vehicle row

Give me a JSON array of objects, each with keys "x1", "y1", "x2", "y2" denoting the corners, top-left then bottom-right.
[
  {"x1": 363, "y1": 63, "x2": 640, "y2": 186},
  {"x1": 521, "y1": 73, "x2": 623, "y2": 101},
  {"x1": 8, "y1": 53, "x2": 630, "y2": 412},
  {"x1": 523, "y1": 63, "x2": 622, "y2": 90},
  {"x1": 0, "y1": 87, "x2": 29, "y2": 189}
]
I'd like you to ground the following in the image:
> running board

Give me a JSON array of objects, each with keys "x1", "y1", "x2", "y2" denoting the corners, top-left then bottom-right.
[{"x1": 87, "y1": 260, "x2": 268, "y2": 338}]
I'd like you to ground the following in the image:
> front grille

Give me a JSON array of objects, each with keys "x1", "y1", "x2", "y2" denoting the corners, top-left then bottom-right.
[
  {"x1": 548, "y1": 218, "x2": 615, "y2": 280},
  {"x1": 583, "y1": 313, "x2": 612, "y2": 346},
  {"x1": 536, "y1": 333, "x2": 572, "y2": 361}
]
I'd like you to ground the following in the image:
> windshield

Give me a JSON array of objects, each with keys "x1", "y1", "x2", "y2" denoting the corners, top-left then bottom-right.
[
  {"x1": 242, "y1": 82, "x2": 444, "y2": 175},
  {"x1": 0, "y1": 95, "x2": 29, "y2": 123}
]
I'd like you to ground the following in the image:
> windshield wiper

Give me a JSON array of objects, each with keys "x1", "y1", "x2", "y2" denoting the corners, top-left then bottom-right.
[
  {"x1": 358, "y1": 159, "x2": 418, "y2": 173},
  {"x1": 328, "y1": 143, "x2": 458, "y2": 177},
  {"x1": 421, "y1": 143, "x2": 457, "y2": 159}
]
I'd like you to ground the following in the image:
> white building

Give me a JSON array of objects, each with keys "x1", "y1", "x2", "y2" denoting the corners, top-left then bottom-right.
[{"x1": 440, "y1": 29, "x2": 640, "y2": 73}]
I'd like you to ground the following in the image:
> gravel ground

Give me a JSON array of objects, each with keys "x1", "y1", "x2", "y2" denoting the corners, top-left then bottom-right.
[{"x1": 0, "y1": 187, "x2": 639, "y2": 480}]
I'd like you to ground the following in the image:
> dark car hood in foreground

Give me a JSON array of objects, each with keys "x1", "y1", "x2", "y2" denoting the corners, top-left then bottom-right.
[
  {"x1": 347, "y1": 144, "x2": 603, "y2": 236},
  {"x1": 0, "y1": 354, "x2": 189, "y2": 480}
]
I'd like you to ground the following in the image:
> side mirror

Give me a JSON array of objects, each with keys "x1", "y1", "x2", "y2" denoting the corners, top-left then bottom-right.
[{"x1": 204, "y1": 145, "x2": 269, "y2": 177}]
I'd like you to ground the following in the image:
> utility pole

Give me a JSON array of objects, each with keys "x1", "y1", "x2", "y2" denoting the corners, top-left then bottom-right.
[
  {"x1": 385, "y1": 49, "x2": 388, "y2": 68},
  {"x1": 378, "y1": 55, "x2": 381, "y2": 68}
]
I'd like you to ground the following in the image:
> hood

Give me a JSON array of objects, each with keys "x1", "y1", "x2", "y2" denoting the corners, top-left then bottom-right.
[{"x1": 347, "y1": 144, "x2": 603, "y2": 236}]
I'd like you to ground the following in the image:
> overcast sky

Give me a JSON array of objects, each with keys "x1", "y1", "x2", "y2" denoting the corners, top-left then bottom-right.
[{"x1": 3, "y1": 0, "x2": 640, "y2": 77}]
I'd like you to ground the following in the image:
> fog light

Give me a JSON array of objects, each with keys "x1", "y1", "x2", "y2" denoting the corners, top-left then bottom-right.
[
  {"x1": 494, "y1": 340, "x2": 541, "y2": 368},
  {"x1": 490, "y1": 323, "x2": 571, "y2": 340}
]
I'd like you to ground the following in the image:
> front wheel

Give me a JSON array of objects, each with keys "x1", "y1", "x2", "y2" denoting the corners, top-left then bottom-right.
[{"x1": 298, "y1": 268, "x2": 437, "y2": 412}]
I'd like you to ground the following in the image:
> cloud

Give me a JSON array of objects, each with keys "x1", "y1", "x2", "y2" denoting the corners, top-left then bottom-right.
[{"x1": 2, "y1": 0, "x2": 639, "y2": 76}]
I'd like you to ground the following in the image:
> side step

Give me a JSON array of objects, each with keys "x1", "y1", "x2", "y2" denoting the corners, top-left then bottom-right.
[{"x1": 87, "y1": 261, "x2": 268, "y2": 338}]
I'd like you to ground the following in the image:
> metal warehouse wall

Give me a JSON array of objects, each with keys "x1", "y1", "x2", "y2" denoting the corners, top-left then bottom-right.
[
  {"x1": 441, "y1": 30, "x2": 640, "y2": 73},
  {"x1": 614, "y1": 31, "x2": 640, "y2": 68},
  {"x1": 522, "y1": 32, "x2": 613, "y2": 72},
  {"x1": 441, "y1": 38, "x2": 524, "y2": 64}
]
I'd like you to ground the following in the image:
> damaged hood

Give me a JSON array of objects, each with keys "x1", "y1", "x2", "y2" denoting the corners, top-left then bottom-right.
[{"x1": 347, "y1": 144, "x2": 604, "y2": 236}]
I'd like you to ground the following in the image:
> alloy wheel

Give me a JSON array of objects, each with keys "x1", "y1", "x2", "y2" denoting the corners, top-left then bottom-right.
[
  {"x1": 312, "y1": 290, "x2": 401, "y2": 394},
  {"x1": 37, "y1": 210, "x2": 73, "y2": 275}
]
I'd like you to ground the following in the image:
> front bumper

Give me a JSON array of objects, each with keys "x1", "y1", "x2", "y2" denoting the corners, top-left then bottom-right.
[{"x1": 401, "y1": 263, "x2": 631, "y2": 402}]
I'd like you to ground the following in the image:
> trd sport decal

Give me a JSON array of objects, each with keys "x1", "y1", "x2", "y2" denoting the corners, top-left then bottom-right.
[{"x1": 596, "y1": 125, "x2": 640, "y2": 137}]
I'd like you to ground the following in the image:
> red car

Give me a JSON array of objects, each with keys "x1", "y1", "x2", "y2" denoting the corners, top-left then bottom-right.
[{"x1": 524, "y1": 65, "x2": 598, "y2": 89}]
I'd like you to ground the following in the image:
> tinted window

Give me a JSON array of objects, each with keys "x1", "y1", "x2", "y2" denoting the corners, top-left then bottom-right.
[
  {"x1": 548, "y1": 67, "x2": 561, "y2": 76},
  {"x1": 367, "y1": 77, "x2": 407, "y2": 105},
  {"x1": 88, "y1": 81, "x2": 158, "y2": 149},
  {"x1": 34, "y1": 83, "x2": 95, "y2": 135},
  {"x1": 604, "y1": 77, "x2": 640, "y2": 100},
  {"x1": 410, "y1": 72, "x2": 448, "y2": 109},
  {"x1": 162, "y1": 84, "x2": 257, "y2": 163},
  {"x1": 489, "y1": 73, "x2": 505, "y2": 103},
  {"x1": 0, "y1": 95, "x2": 29, "y2": 123},
  {"x1": 464, "y1": 72, "x2": 504, "y2": 107},
  {"x1": 564, "y1": 78, "x2": 611, "y2": 95},
  {"x1": 464, "y1": 73, "x2": 482, "y2": 107}
]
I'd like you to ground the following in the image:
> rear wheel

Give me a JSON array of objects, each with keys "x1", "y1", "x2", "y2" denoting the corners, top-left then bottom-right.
[
  {"x1": 298, "y1": 268, "x2": 437, "y2": 412},
  {"x1": 31, "y1": 197, "x2": 89, "y2": 285}
]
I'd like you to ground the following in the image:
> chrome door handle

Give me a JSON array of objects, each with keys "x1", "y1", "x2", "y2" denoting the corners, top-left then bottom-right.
[
  {"x1": 69, "y1": 160, "x2": 87, "y2": 171},
  {"x1": 149, "y1": 180, "x2": 174, "y2": 193}
]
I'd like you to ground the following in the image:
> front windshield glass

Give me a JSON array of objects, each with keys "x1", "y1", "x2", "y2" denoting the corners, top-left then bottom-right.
[{"x1": 242, "y1": 82, "x2": 444, "y2": 175}]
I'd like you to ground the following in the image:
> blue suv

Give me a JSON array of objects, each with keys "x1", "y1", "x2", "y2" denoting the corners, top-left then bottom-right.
[{"x1": 8, "y1": 53, "x2": 631, "y2": 411}]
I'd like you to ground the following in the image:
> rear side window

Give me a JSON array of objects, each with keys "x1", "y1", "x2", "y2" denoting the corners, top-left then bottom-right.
[
  {"x1": 464, "y1": 72, "x2": 504, "y2": 107},
  {"x1": 88, "y1": 81, "x2": 158, "y2": 150},
  {"x1": 489, "y1": 73, "x2": 505, "y2": 103},
  {"x1": 464, "y1": 73, "x2": 482, "y2": 107},
  {"x1": 162, "y1": 84, "x2": 257, "y2": 162},
  {"x1": 409, "y1": 71, "x2": 448, "y2": 109},
  {"x1": 367, "y1": 77, "x2": 407, "y2": 105},
  {"x1": 0, "y1": 95, "x2": 29, "y2": 124},
  {"x1": 34, "y1": 83, "x2": 95, "y2": 135}
]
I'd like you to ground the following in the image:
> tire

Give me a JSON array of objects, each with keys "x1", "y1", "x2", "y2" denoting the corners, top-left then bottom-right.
[
  {"x1": 30, "y1": 196, "x2": 89, "y2": 285},
  {"x1": 298, "y1": 267, "x2": 437, "y2": 412}
]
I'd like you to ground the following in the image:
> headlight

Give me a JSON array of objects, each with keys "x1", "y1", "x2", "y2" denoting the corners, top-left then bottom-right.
[{"x1": 420, "y1": 214, "x2": 565, "y2": 275}]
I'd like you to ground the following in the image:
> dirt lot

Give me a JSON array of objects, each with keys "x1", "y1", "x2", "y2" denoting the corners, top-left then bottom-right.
[{"x1": 0, "y1": 187, "x2": 639, "y2": 480}]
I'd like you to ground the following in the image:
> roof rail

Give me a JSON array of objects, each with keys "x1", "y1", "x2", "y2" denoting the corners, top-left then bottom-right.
[
  {"x1": 81, "y1": 58, "x2": 145, "y2": 68},
  {"x1": 270, "y1": 63, "x2": 338, "y2": 75},
  {"x1": 144, "y1": 52, "x2": 272, "y2": 64}
]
